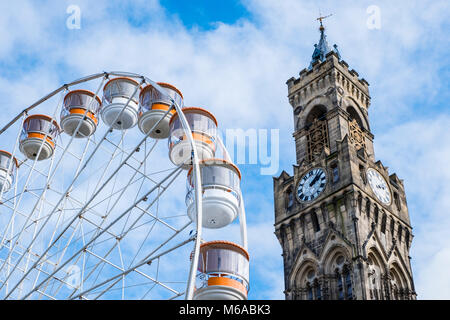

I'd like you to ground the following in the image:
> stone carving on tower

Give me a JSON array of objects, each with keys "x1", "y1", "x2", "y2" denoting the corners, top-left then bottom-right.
[{"x1": 273, "y1": 17, "x2": 416, "y2": 300}]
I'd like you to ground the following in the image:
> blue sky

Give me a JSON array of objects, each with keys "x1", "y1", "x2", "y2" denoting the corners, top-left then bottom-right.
[{"x1": 0, "y1": 0, "x2": 449, "y2": 299}]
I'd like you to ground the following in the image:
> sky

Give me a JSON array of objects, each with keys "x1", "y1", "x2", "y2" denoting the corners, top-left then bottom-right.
[{"x1": 0, "y1": 0, "x2": 449, "y2": 299}]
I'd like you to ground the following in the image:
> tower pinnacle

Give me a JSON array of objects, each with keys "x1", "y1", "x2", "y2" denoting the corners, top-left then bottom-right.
[{"x1": 309, "y1": 14, "x2": 341, "y2": 69}]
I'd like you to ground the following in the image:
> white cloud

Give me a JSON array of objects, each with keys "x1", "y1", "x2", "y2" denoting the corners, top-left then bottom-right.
[{"x1": 376, "y1": 116, "x2": 450, "y2": 299}]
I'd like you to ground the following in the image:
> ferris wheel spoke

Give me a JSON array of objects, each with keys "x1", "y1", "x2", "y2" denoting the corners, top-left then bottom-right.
[
  {"x1": 2, "y1": 139, "x2": 156, "y2": 296},
  {"x1": 77, "y1": 171, "x2": 181, "y2": 285},
  {"x1": 1, "y1": 79, "x2": 151, "y2": 294},
  {"x1": 70, "y1": 233, "x2": 194, "y2": 300},
  {"x1": 0, "y1": 92, "x2": 99, "y2": 282},
  {"x1": 67, "y1": 217, "x2": 192, "y2": 300},
  {"x1": 17, "y1": 164, "x2": 183, "y2": 300}
]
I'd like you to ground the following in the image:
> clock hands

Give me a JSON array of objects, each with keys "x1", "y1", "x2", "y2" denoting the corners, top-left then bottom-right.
[
  {"x1": 309, "y1": 172, "x2": 320, "y2": 187},
  {"x1": 298, "y1": 168, "x2": 327, "y2": 202}
]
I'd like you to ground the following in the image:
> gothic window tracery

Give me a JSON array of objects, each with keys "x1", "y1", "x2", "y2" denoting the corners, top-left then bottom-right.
[
  {"x1": 305, "y1": 105, "x2": 329, "y2": 163},
  {"x1": 327, "y1": 252, "x2": 353, "y2": 300},
  {"x1": 298, "y1": 267, "x2": 323, "y2": 300},
  {"x1": 347, "y1": 106, "x2": 366, "y2": 151},
  {"x1": 336, "y1": 264, "x2": 353, "y2": 299}
]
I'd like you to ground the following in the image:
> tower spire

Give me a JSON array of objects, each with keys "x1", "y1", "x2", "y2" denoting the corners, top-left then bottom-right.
[{"x1": 309, "y1": 13, "x2": 341, "y2": 69}]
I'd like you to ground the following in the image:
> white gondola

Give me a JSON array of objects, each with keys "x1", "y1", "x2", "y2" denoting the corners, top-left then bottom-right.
[
  {"x1": 19, "y1": 114, "x2": 60, "y2": 161},
  {"x1": 168, "y1": 107, "x2": 217, "y2": 169},
  {"x1": 186, "y1": 159, "x2": 241, "y2": 229},
  {"x1": 193, "y1": 241, "x2": 249, "y2": 300},
  {"x1": 100, "y1": 77, "x2": 141, "y2": 130},
  {"x1": 138, "y1": 82, "x2": 183, "y2": 139},
  {"x1": 0, "y1": 150, "x2": 18, "y2": 193},
  {"x1": 61, "y1": 90, "x2": 101, "y2": 138}
]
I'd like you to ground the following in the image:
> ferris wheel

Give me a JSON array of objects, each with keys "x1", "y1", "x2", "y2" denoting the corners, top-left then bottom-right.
[{"x1": 0, "y1": 72, "x2": 249, "y2": 300}]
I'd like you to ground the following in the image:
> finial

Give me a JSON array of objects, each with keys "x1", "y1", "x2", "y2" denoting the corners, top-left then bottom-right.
[
  {"x1": 316, "y1": 13, "x2": 333, "y2": 31},
  {"x1": 308, "y1": 13, "x2": 340, "y2": 69}
]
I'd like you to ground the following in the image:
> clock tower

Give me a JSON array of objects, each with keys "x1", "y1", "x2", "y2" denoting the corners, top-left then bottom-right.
[{"x1": 273, "y1": 21, "x2": 416, "y2": 300}]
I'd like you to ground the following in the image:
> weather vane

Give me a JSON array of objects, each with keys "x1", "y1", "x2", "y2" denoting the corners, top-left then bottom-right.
[{"x1": 317, "y1": 12, "x2": 333, "y2": 30}]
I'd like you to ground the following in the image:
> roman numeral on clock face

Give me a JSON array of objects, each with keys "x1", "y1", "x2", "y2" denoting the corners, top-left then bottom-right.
[
  {"x1": 366, "y1": 168, "x2": 391, "y2": 205},
  {"x1": 296, "y1": 168, "x2": 327, "y2": 203}
]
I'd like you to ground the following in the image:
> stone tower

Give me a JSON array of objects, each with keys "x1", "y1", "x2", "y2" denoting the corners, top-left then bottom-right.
[{"x1": 273, "y1": 21, "x2": 416, "y2": 300}]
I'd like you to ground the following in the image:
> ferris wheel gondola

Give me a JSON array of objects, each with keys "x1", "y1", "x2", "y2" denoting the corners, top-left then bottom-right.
[
  {"x1": 169, "y1": 107, "x2": 218, "y2": 169},
  {"x1": 100, "y1": 77, "x2": 142, "y2": 130},
  {"x1": 19, "y1": 114, "x2": 60, "y2": 161},
  {"x1": 0, "y1": 150, "x2": 18, "y2": 193},
  {"x1": 60, "y1": 89, "x2": 101, "y2": 138},
  {"x1": 138, "y1": 82, "x2": 183, "y2": 139}
]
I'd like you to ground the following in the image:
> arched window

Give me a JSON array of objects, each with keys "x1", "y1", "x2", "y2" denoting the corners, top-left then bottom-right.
[
  {"x1": 344, "y1": 269, "x2": 353, "y2": 299},
  {"x1": 373, "y1": 206, "x2": 379, "y2": 224},
  {"x1": 390, "y1": 218, "x2": 395, "y2": 239},
  {"x1": 336, "y1": 269, "x2": 344, "y2": 300},
  {"x1": 314, "y1": 278, "x2": 322, "y2": 300},
  {"x1": 357, "y1": 194, "x2": 363, "y2": 213},
  {"x1": 405, "y1": 229, "x2": 410, "y2": 249},
  {"x1": 330, "y1": 162, "x2": 339, "y2": 184},
  {"x1": 366, "y1": 199, "x2": 371, "y2": 219},
  {"x1": 305, "y1": 105, "x2": 327, "y2": 128},
  {"x1": 397, "y1": 225, "x2": 403, "y2": 242},
  {"x1": 394, "y1": 192, "x2": 401, "y2": 211},
  {"x1": 298, "y1": 267, "x2": 322, "y2": 300},
  {"x1": 346, "y1": 106, "x2": 365, "y2": 129},
  {"x1": 311, "y1": 211, "x2": 320, "y2": 232},
  {"x1": 329, "y1": 253, "x2": 353, "y2": 300},
  {"x1": 307, "y1": 283, "x2": 314, "y2": 300},
  {"x1": 380, "y1": 212, "x2": 387, "y2": 234},
  {"x1": 305, "y1": 105, "x2": 329, "y2": 162},
  {"x1": 359, "y1": 165, "x2": 367, "y2": 184},
  {"x1": 286, "y1": 187, "x2": 294, "y2": 210}
]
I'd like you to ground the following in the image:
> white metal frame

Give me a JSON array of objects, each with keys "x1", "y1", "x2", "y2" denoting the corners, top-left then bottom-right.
[{"x1": 0, "y1": 71, "x2": 248, "y2": 300}]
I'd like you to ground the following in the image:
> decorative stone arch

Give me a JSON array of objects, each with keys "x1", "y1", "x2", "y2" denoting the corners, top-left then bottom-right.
[
  {"x1": 290, "y1": 258, "x2": 322, "y2": 300},
  {"x1": 366, "y1": 246, "x2": 387, "y2": 271},
  {"x1": 296, "y1": 95, "x2": 332, "y2": 130},
  {"x1": 321, "y1": 243, "x2": 352, "y2": 274},
  {"x1": 293, "y1": 259, "x2": 320, "y2": 285},
  {"x1": 321, "y1": 243, "x2": 354, "y2": 300},
  {"x1": 366, "y1": 246, "x2": 387, "y2": 300},
  {"x1": 342, "y1": 96, "x2": 370, "y2": 131},
  {"x1": 389, "y1": 262, "x2": 408, "y2": 286},
  {"x1": 389, "y1": 261, "x2": 410, "y2": 300}
]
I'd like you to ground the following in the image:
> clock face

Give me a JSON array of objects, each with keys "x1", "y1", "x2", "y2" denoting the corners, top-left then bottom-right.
[
  {"x1": 366, "y1": 168, "x2": 391, "y2": 205},
  {"x1": 297, "y1": 168, "x2": 327, "y2": 202}
]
